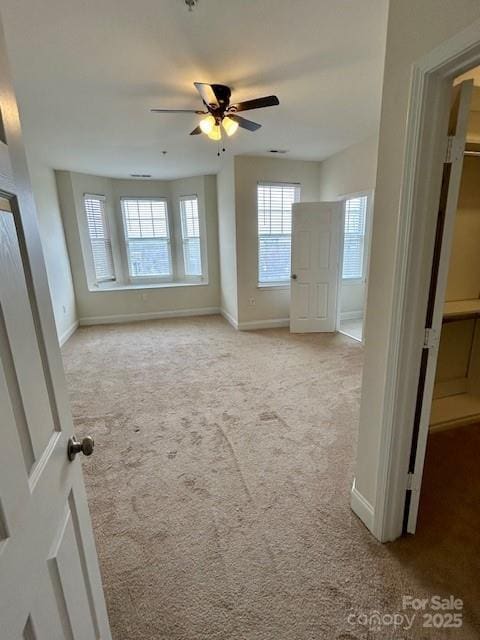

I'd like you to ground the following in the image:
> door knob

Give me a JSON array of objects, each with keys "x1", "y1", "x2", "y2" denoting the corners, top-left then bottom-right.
[
  {"x1": 68, "y1": 436, "x2": 95, "y2": 461},
  {"x1": 291, "y1": 274, "x2": 297, "y2": 280}
]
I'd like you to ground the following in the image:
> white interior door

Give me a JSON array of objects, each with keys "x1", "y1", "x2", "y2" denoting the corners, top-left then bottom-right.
[
  {"x1": 406, "y1": 80, "x2": 473, "y2": 533},
  {"x1": 0, "y1": 20, "x2": 111, "y2": 640},
  {"x1": 290, "y1": 201, "x2": 341, "y2": 333}
]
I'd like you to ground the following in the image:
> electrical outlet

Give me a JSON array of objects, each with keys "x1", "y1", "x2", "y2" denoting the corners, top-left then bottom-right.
[
  {"x1": 141, "y1": 293, "x2": 148, "y2": 302},
  {"x1": 248, "y1": 297, "x2": 256, "y2": 306}
]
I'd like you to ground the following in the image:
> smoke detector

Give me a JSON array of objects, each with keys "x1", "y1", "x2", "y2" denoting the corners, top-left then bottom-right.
[{"x1": 185, "y1": 0, "x2": 198, "y2": 11}]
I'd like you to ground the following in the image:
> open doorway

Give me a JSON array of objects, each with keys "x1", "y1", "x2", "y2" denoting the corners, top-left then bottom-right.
[
  {"x1": 337, "y1": 193, "x2": 373, "y2": 342},
  {"x1": 412, "y1": 72, "x2": 480, "y2": 538}
]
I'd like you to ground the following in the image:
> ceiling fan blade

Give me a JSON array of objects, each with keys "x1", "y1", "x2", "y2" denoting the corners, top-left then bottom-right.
[
  {"x1": 229, "y1": 95, "x2": 279, "y2": 113},
  {"x1": 189, "y1": 126, "x2": 202, "y2": 135},
  {"x1": 151, "y1": 108, "x2": 206, "y2": 114},
  {"x1": 194, "y1": 82, "x2": 220, "y2": 109},
  {"x1": 229, "y1": 114, "x2": 262, "y2": 132}
]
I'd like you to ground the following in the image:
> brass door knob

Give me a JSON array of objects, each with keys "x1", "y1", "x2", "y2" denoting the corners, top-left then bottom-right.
[{"x1": 67, "y1": 435, "x2": 95, "y2": 461}]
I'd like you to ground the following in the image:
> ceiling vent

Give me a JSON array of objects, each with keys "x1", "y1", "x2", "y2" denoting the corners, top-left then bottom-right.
[
  {"x1": 130, "y1": 174, "x2": 152, "y2": 178},
  {"x1": 269, "y1": 149, "x2": 288, "y2": 154}
]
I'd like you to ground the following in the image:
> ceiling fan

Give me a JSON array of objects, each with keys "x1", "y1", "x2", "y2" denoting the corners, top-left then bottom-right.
[{"x1": 151, "y1": 82, "x2": 279, "y2": 141}]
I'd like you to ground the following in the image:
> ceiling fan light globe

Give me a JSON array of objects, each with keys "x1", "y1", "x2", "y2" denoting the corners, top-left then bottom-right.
[
  {"x1": 199, "y1": 114, "x2": 215, "y2": 134},
  {"x1": 222, "y1": 116, "x2": 239, "y2": 137},
  {"x1": 207, "y1": 125, "x2": 222, "y2": 141}
]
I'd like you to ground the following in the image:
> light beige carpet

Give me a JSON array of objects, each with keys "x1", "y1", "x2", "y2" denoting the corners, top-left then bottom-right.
[{"x1": 62, "y1": 316, "x2": 480, "y2": 639}]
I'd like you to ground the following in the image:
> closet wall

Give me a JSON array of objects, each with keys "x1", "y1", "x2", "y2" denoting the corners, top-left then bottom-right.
[{"x1": 431, "y1": 90, "x2": 480, "y2": 428}]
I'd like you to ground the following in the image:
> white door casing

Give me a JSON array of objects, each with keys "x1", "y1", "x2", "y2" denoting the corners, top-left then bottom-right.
[
  {"x1": 290, "y1": 201, "x2": 342, "y2": 333},
  {"x1": 0, "y1": 18, "x2": 111, "y2": 640},
  {"x1": 405, "y1": 80, "x2": 473, "y2": 533}
]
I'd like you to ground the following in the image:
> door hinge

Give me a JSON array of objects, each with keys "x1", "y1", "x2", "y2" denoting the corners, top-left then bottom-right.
[
  {"x1": 423, "y1": 327, "x2": 438, "y2": 349},
  {"x1": 445, "y1": 135, "x2": 454, "y2": 163},
  {"x1": 406, "y1": 472, "x2": 415, "y2": 491}
]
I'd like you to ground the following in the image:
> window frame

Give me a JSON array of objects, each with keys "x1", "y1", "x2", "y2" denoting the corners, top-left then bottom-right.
[
  {"x1": 83, "y1": 193, "x2": 116, "y2": 284},
  {"x1": 341, "y1": 192, "x2": 371, "y2": 283},
  {"x1": 179, "y1": 194, "x2": 204, "y2": 281},
  {"x1": 257, "y1": 181, "x2": 301, "y2": 287},
  {"x1": 120, "y1": 196, "x2": 173, "y2": 284}
]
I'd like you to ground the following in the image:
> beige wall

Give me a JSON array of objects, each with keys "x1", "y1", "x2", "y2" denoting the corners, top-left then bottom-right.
[
  {"x1": 216, "y1": 157, "x2": 238, "y2": 324},
  {"x1": 56, "y1": 171, "x2": 220, "y2": 322},
  {"x1": 446, "y1": 157, "x2": 480, "y2": 301},
  {"x1": 355, "y1": 0, "x2": 480, "y2": 508},
  {"x1": 318, "y1": 135, "x2": 379, "y2": 201},
  {"x1": 340, "y1": 282, "x2": 365, "y2": 318},
  {"x1": 47, "y1": 142, "x2": 380, "y2": 332},
  {"x1": 234, "y1": 155, "x2": 322, "y2": 326},
  {"x1": 435, "y1": 155, "x2": 480, "y2": 388},
  {"x1": 27, "y1": 160, "x2": 77, "y2": 342},
  {"x1": 435, "y1": 319, "x2": 474, "y2": 384}
]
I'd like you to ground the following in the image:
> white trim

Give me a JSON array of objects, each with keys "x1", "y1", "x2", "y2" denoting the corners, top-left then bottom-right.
[
  {"x1": 373, "y1": 19, "x2": 480, "y2": 542},
  {"x1": 340, "y1": 310, "x2": 363, "y2": 321},
  {"x1": 79, "y1": 307, "x2": 220, "y2": 326},
  {"x1": 220, "y1": 308, "x2": 239, "y2": 330},
  {"x1": 257, "y1": 283, "x2": 290, "y2": 290},
  {"x1": 84, "y1": 192, "x2": 106, "y2": 201},
  {"x1": 238, "y1": 318, "x2": 290, "y2": 330},
  {"x1": 350, "y1": 478, "x2": 375, "y2": 531},
  {"x1": 58, "y1": 320, "x2": 79, "y2": 346},
  {"x1": 88, "y1": 280, "x2": 209, "y2": 292}
]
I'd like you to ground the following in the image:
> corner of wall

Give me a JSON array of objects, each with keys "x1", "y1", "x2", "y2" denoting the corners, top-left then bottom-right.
[
  {"x1": 318, "y1": 134, "x2": 379, "y2": 201},
  {"x1": 27, "y1": 160, "x2": 77, "y2": 343},
  {"x1": 216, "y1": 156, "x2": 239, "y2": 326}
]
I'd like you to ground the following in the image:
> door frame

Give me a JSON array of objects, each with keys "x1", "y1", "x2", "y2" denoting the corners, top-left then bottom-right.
[
  {"x1": 336, "y1": 190, "x2": 374, "y2": 344},
  {"x1": 373, "y1": 18, "x2": 480, "y2": 542}
]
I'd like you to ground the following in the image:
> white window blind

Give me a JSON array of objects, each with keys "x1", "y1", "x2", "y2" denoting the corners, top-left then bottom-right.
[
  {"x1": 121, "y1": 198, "x2": 172, "y2": 278},
  {"x1": 257, "y1": 182, "x2": 300, "y2": 284},
  {"x1": 83, "y1": 195, "x2": 115, "y2": 282},
  {"x1": 180, "y1": 196, "x2": 202, "y2": 276},
  {"x1": 342, "y1": 196, "x2": 367, "y2": 279}
]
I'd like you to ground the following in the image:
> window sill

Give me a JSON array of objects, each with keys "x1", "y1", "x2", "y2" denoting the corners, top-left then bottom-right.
[
  {"x1": 88, "y1": 280, "x2": 209, "y2": 293},
  {"x1": 257, "y1": 283, "x2": 290, "y2": 291},
  {"x1": 342, "y1": 278, "x2": 365, "y2": 285}
]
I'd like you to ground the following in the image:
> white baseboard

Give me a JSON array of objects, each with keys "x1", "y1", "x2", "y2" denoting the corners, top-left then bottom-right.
[
  {"x1": 59, "y1": 320, "x2": 79, "y2": 346},
  {"x1": 238, "y1": 317, "x2": 290, "y2": 331},
  {"x1": 79, "y1": 307, "x2": 220, "y2": 326},
  {"x1": 340, "y1": 310, "x2": 363, "y2": 321},
  {"x1": 350, "y1": 478, "x2": 375, "y2": 532},
  {"x1": 220, "y1": 308, "x2": 239, "y2": 330}
]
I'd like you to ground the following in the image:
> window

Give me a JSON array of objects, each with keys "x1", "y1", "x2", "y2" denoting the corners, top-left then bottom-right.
[
  {"x1": 342, "y1": 195, "x2": 368, "y2": 280},
  {"x1": 121, "y1": 198, "x2": 172, "y2": 278},
  {"x1": 180, "y1": 196, "x2": 202, "y2": 276},
  {"x1": 257, "y1": 182, "x2": 300, "y2": 284},
  {"x1": 83, "y1": 195, "x2": 115, "y2": 282}
]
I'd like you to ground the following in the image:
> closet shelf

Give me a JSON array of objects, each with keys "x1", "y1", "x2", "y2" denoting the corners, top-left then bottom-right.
[
  {"x1": 430, "y1": 392, "x2": 480, "y2": 431},
  {"x1": 443, "y1": 299, "x2": 480, "y2": 319}
]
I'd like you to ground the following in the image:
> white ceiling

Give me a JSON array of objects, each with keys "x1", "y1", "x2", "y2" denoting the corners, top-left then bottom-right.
[{"x1": 1, "y1": 0, "x2": 388, "y2": 179}]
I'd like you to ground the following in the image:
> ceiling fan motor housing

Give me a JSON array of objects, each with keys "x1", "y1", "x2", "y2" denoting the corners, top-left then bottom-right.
[{"x1": 209, "y1": 85, "x2": 231, "y2": 113}]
